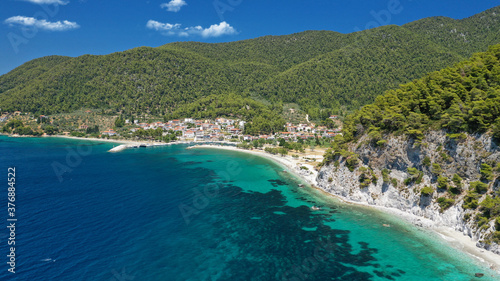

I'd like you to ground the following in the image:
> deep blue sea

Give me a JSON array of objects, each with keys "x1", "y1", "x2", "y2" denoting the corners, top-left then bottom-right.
[{"x1": 0, "y1": 135, "x2": 499, "y2": 280}]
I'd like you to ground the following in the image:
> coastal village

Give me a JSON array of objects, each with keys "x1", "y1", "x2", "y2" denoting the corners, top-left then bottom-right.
[
  {"x1": 111, "y1": 115, "x2": 342, "y2": 141},
  {"x1": 1, "y1": 111, "x2": 341, "y2": 183},
  {"x1": 0, "y1": 111, "x2": 342, "y2": 142}
]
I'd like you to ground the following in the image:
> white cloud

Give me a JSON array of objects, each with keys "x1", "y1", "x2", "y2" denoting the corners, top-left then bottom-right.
[
  {"x1": 146, "y1": 20, "x2": 237, "y2": 38},
  {"x1": 201, "y1": 22, "x2": 238, "y2": 38},
  {"x1": 146, "y1": 20, "x2": 181, "y2": 31},
  {"x1": 4, "y1": 16, "x2": 80, "y2": 31},
  {"x1": 19, "y1": 0, "x2": 69, "y2": 5},
  {"x1": 160, "y1": 0, "x2": 187, "y2": 12}
]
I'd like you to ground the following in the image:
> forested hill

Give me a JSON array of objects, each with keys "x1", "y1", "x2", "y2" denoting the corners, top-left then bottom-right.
[
  {"x1": 1, "y1": 6, "x2": 499, "y2": 119},
  {"x1": 341, "y1": 43, "x2": 500, "y2": 143},
  {"x1": 320, "y1": 44, "x2": 500, "y2": 248}
]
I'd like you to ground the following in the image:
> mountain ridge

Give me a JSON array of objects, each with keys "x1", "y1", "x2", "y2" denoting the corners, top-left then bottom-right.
[{"x1": 1, "y1": 6, "x2": 499, "y2": 119}]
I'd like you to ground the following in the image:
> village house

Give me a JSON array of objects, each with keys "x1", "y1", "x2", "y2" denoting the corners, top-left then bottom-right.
[
  {"x1": 102, "y1": 129, "x2": 117, "y2": 136},
  {"x1": 184, "y1": 130, "x2": 195, "y2": 138}
]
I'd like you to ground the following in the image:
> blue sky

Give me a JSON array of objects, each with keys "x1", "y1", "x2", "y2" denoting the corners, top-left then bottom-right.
[{"x1": 0, "y1": 0, "x2": 498, "y2": 75}]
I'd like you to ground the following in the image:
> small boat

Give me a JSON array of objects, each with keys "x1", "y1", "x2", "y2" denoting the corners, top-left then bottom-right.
[
  {"x1": 311, "y1": 206, "x2": 321, "y2": 211},
  {"x1": 298, "y1": 184, "x2": 304, "y2": 188},
  {"x1": 383, "y1": 224, "x2": 391, "y2": 228},
  {"x1": 139, "y1": 144, "x2": 147, "y2": 148}
]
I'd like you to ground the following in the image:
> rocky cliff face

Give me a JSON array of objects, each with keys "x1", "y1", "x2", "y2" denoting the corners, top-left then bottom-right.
[{"x1": 317, "y1": 131, "x2": 500, "y2": 253}]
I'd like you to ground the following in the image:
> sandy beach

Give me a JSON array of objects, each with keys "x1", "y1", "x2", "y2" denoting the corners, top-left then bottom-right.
[{"x1": 187, "y1": 144, "x2": 500, "y2": 274}]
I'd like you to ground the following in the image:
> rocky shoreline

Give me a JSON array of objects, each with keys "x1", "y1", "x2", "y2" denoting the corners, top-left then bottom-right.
[
  {"x1": 187, "y1": 142, "x2": 500, "y2": 272},
  {"x1": 316, "y1": 131, "x2": 500, "y2": 271}
]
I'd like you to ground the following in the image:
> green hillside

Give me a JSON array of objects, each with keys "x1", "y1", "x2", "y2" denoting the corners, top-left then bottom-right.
[
  {"x1": 341, "y1": 43, "x2": 500, "y2": 142},
  {"x1": 323, "y1": 44, "x2": 500, "y2": 242},
  {"x1": 247, "y1": 26, "x2": 464, "y2": 115},
  {"x1": 0, "y1": 6, "x2": 499, "y2": 120}
]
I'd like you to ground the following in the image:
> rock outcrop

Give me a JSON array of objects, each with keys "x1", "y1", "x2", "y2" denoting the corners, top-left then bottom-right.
[{"x1": 317, "y1": 131, "x2": 500, "y2": 254}]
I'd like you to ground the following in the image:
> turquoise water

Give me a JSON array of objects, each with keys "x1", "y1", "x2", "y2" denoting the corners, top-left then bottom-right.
[{"x1": 0, "y1": 135, "x2": 498, "y2": 280}]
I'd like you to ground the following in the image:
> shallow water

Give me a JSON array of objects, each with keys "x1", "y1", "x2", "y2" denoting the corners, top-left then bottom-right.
[{"x1": 0, "y1": 136, "x2": 498, "y2": 280}]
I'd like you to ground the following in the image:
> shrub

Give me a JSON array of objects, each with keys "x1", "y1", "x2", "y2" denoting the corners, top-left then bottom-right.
[
  {"x1": 493, "y1": 231, "x2": 500, "y2": 243},
  {"x1": 368, "y1": 129, "x2": 382, "y2": 143},
  {"x1": 16, "y1": 126, "x2": 34, "y2": 135},
  {"x1": 407, "y1": 129, "x2": 424, "y2": 141},
  {"x1": 470, "y1": 181, "x2": 488, "y2": 194},
  {"x1": 359, "y1": 167, "x2": 368, "y2": 173},
  {"x1": 479, "y1": 195, "x2": 496, "y2": 218},
  {"x1": 1, "y1": 125, "x2": 11, "y2": 133},
  {"x1": 449, "y1": 186, "x2": 462, "y2": 195},
  {"x1": 407, "y1": 167, "x2": 423, "y2": 185},
  {"x1": 415, "y1": 173, "x2": 423, "y2": 184},
  {"x1": 390, "y1": 178, "x2": 398, "y2": 187},
  {"x1": 70, "y1": 131, "x2": 85, "y2": 137},
  {"x1": 452, "y1": 174, "x2": 463, "y2": 189},
  {"x1": 446, "y1": 133, "x2": 467, "y2": 140},
  {"x1": 422, "y1": 156, "x2": 431, "y2": 167},
  {"x1": 382, "y1": 169, "x2": 390, "y2": 183},
  {"x1": 480, "y1": 163, "x2": 494, "y2": 181},
  {"x1": 328, "y1": 177, "x2": 333, "y2": 183},
  {"x1": 431, "y1": 163, "x2": 442, "y2": 175},
  {"x1": 437, "y1": 197, "x2": 455, "y2": 212},
  {"x1": 463, "y1": 192, "x2": 479, "y2": 210},
  {"x1": 421, "y1": 186, "x2": 434, "y2": 196},
  {"x1": 346, "y1": 156, "x2": 359, "y2": 172},
  {"x1": 476, "y1": 216, "x2": 489, "y2": 228},
  {"x1": 44, "y1": 125, "x2": 57, "y2": 135},
  {"x1": 371, "y1": 172, "x2": 378, "y2": 185},
  {"x1": 407, "y1": 167, "x2": 420, "y2": 176},
  {"x1": 404, "y1": 178, "x2": 413, "y2": 186},
  {"x1": 437, "y1": 176, "x2": 448, "y2": 190},
  {"x1": 359, "y1": 174, "x2": 371, "y2": 188},
  {"x1": 359, "y1": 167, "x2": 377, "y2": 188}
]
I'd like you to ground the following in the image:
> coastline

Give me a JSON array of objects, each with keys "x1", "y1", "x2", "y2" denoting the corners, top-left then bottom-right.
[
  {"x1": 188, "y1": 144, "x2": 500, "y2": 274},
  {"x1": 4, "y1": 134, "x2": 499, "y2": 273},
  {"x1": 48, "y1": 135, "x2": 239, "y2": 152},
  {"x1": 187, "y1": 144, "x2": 319, "y2": 187}
]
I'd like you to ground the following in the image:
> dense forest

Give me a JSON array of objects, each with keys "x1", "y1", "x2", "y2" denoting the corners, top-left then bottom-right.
[
  {"x1": 166, "y1": 93, "x2": 286, "y2": 135},
  {"x1": 341, "y1": 44, "x2": 500, "y2": 142},
  {"x1": 0, "y1": 6, "x2": 499, "y2": 120}
]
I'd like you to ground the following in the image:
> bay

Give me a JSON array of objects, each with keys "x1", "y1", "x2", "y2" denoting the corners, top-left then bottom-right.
[{"x1": 0, "y1": 135, "x2": 498, "y2": 280}]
